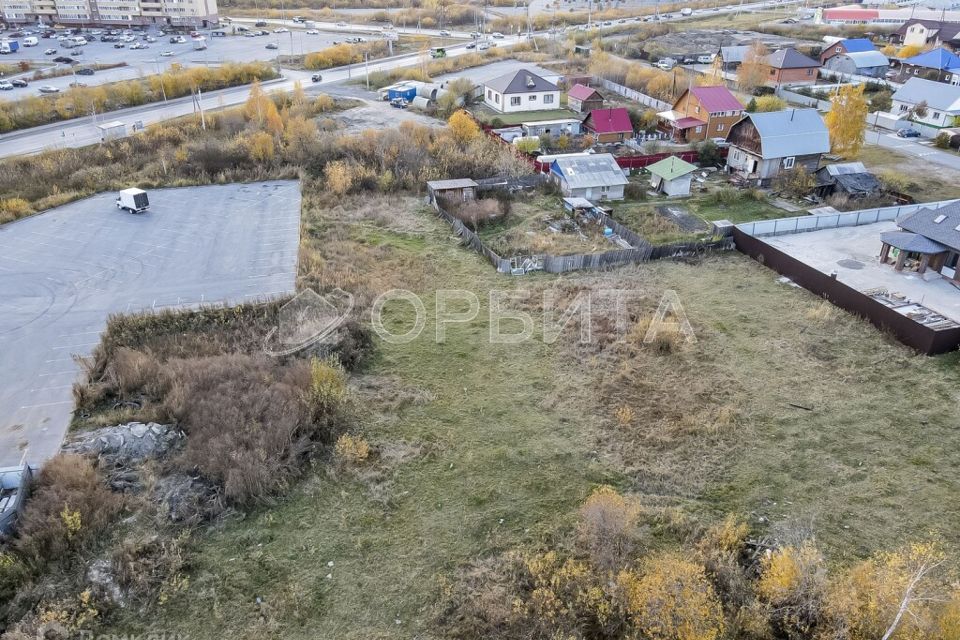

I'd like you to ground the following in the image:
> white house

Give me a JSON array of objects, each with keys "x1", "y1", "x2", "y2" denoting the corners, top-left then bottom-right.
[
  {"x1": 483, "y1": 69, "x2": 561, "y2": 114},
  {"x1": 549, "y1": 153, "x2": 628, "y2": 200},
  {"x1": 892, "y1": 77, "x2": 960, "y2": 130}
]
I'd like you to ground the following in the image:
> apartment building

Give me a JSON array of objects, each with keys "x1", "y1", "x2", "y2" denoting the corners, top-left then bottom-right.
[{"x1": 1, "y1": 0, "x2": 217, "y2": 27}]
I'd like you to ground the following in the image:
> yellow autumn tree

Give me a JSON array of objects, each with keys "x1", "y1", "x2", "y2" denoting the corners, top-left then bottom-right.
[
  {"x1": 824, "y1": 540, "x2": 946, "y2": 640},
  {"x1": 618, "y1": 552, "x2": 725, "y2": 640},
  {"x1": 243, "y1": 81, "x2": 277, "y2": 128},
  {"x1": 577, "y1": 486, "x2": 640, "y2": 572},
  {"x1": 898, "y1": 44, "x2": 923, "y2": 59},
  {"x1": 325, "y1": 160, "x2": 354, "y2": 196},
  {"x1": 753, "y1": 95, "x2": 787, "y2": 112},
  {"x1": 246, "y1": 131, "x2": 275, "y2": 163},
  {"x1": 447, "y1": 109, "x2": 480, "y2": 145},
  {"x1": 825, "y1": 84, "x2": 868, "y2": 158},
  {"x1": 738, "y1": 41, "x2": 770, "y2": 92}
]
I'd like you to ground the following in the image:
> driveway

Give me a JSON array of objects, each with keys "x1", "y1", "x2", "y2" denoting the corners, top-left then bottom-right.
[
  {"x1": 0, "y1": 181, "x2": 301, "y2": 467},
  {"x1": 866, "y1": 129, "x2": 960, "y2": 172}
]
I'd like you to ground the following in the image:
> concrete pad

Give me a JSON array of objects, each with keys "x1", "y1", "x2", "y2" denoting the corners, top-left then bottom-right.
[
  {"x1": 0, "y1": 181, "x2": 301, "y2": 467},
  {"x1": 764, "y1": 221, "x2": 960, "y2": 324}
]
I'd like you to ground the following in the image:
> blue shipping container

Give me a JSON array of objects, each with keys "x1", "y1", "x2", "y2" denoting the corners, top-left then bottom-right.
[{"x1": 387, "y1": 86, "x2": 417, "y2": 102}]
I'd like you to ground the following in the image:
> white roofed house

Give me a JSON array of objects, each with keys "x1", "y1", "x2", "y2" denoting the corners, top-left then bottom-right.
[
  {"x1": 483, "y1": 69, "x2": 561, "y2": 114},
  {"x1": 891, "y1": 77, "x2": 960, "y2": 131},
  {"x1": 724, "y1": 109, "x2": 830, "y2": 185},
  {"x1": 549, "y1": 153, "x2": 629, "y2": 201}
]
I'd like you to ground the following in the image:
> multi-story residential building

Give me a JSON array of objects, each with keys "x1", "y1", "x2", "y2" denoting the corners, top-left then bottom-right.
[{"x1": 1, "y1": 0, "x2": 217, "y2": 27}]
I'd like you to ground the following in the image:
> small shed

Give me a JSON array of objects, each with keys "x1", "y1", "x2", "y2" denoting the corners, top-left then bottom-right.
[
  {"x1": 567, "y1": 83, "x2": 604, "y2": 113},
  {"x1": 647, "y1": 156, "x2": 698, "y2": 197},
  {"x1": 426, "y1": 178, "x2": 479, "y2": 208},
  {"x1": 814, "y1": 162, "x2": 882, "y2": 199},
  {"x1": 97, "y1": 120, "x2": 126, "y2": 142},
  {"x1": 386, "y1": 82, "x2": 419, "y2": 102}
]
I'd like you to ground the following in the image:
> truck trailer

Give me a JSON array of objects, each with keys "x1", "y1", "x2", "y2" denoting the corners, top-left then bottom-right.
[
  {"x1": 0, "y1": 40, "x2": 19, "y2": 54},
  {"x1": 116, "y1": 188, "x2": 149, "y2": 213}
]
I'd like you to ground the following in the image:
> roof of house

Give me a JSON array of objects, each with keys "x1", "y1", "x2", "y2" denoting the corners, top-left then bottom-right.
[
  {"x1": 647, "y1": 156, "x2": 699, "y2": 181},
  {"x1": 733, "y1": 108, "x2": 831, "y2": 158},
  {"x1": 880, "y1": 230, "x2": 949, "y2": 254},
  {"x1": 718, "y1": 45, "x2": 751, "y2": 64},
  {"x1": 892, "y1": 77, "x2": 960, "y2": 112},
  {"x1": 426, "y1": 178, "x2": 479, "y2": 190},
  {"x1": 815, "y1": 162, "x2": 882, "y2": 194},
  {"x1": 894, "y1": 19, "x2": 960, "y2": 40},
  {"x1": 903, "y1": 47, "x2": 960, "y2": 70},
  {"x1": 583, "y1": 107, "x2": 633, "y2": 134},
  {"x1": 843, "y1": 50, "x2": 890, "y2": 68},
  {"x1": 568, "y1": 83, "x2": 602, "y2": 101},
  {"x1": 765, "y1": 47, "x2": 821, "y2": 69},
  {"x1": 837, "y1": 38, "x2": 877, "y2": 53},
  {"x1": 898, "y1": 201, "x2": 960, "y2": 252},
  {"x1": 551, "y1": 153, "x2": 629, "y2": 189},
  {"x1": 824, "y1": 8, "x2": 879, "y2": 21},
  {"x1": 484, "y1": 69, "x2": 558, "y2": 94},
  {"x1": 674, "y1": 116, "x2": 708, "y2": 129},
  {"x1": 687, "y1": 85, "x2": 744, "y2": 112}
]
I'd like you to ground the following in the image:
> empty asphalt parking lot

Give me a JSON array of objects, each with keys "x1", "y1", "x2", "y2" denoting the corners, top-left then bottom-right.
[{"x1": 0, "y1": 181, "x2": 302, "y2": 467}]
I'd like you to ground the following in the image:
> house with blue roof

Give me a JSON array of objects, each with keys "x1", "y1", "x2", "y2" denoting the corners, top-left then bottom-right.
[
  {"x1": 819, "y1": 38, "x2": 876, "y2": 65},
  {"x1": 900, "y1": 47, "x2": 960, "y2": 83}
]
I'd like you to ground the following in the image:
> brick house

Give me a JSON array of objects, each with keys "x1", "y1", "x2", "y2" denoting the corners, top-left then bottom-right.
[
  {"x1": 582, "y1": 107, "x2": 634, "y2": 143},
  {"x1": 657, "y1": 85, "x2": 744, "y2": 143},
  {"x1": 762, "y1": 48, "x2": 821, "y2": 86}
]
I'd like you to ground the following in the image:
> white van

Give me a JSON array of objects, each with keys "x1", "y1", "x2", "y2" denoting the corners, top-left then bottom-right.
[
  {"x1": 22, "y1": 36, "x2": 38, "y2": 47},
  {"x1": 696, "y1": 54, "x2": 714, "y2": 64}
]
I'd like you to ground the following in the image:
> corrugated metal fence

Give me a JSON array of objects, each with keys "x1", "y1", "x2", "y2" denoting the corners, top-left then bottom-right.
[
  {"x1": 596, "y1": 77, "x2": 671, "y2": 112},
  {"x1": 736, "y1": 200, "x2": 959, "y2": 238}
]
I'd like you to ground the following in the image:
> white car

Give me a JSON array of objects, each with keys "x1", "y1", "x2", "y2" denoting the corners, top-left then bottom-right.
[
  {"x1": 130, "y1": 42, "x2": 147, "y2": 49},
  {"x1": 274, "y1": 27, "x2": 288, "y2": 33},
  {"x1": 159, "y1": 50, "x2": 174, "y2": 56},
  {"x1": 478, "y1": 42, "x2": 490, "y2": 50},
  {"x1": 491, "y1": 31, "x2": 504, "y2": 38},
  {"x1": 439, "y1": 29, "x2": 450, "y2": 36},
  {"x1": 0, "y1": 81, "x2": 13, "y2": 90},
  {"x1": 305, "y1": 29, "x2": 319, "y2": 34},
  {"x1": 43, "y1": 47, "x2": 56, "y2": 54},
  {"x1": 38, "y1": 85, "x2": 60, "y2": 93}
]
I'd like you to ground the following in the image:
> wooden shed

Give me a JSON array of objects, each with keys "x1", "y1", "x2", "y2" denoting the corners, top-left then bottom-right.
[{"x1": 426, "y1": 179, "x2": 479, "y2": 209}]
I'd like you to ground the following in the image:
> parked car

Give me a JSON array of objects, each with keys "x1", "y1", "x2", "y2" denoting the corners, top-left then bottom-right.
[
  {"x1": 130, "y1": 42, "x2": 147, "y2": 49},
  {"x1": 11, "y1": 78, "x2": 26, "y2": 87},
  {"x1": 145, "y1": 35, "x2": 156, "y2": 42},
  {"x1": 114, "y1": 42, "x2": 125, "y2": 48},
  {"x1": 159, "y1": 50, "x2": 174, "y2": 56},
  {"x1": 897, "y1": 129, "x2": 922, "y2": 138},
  {"x1": 38, "y1": 85, "x2": 60, "y2": 93},
  {"x1": 76, "y1": 67, "x2": 94, "y2": 75},
  {"x1": 336, "y1": 21, "x2": 347, "y2": 27},
  {"x1": 305, "y1": 29, "x2": 319, "y2": 34},
  {"x1": 311, "y1": 72, "x2": 322, "y2": 82},
  {"x1": 43, "y1": 47, "x2": 56, "y2": 54},
  {"x1": 52, "y1": 55, "x2": 73, "y2": 63},
  {"x1": 255, "y1": 20, "x2": 267, "y2": 27},
  {"x1": 273, "y1": 27, "x2": 288, "y2": 33},
  {"x1": 439, "y1": 29, "x2": 450, "y2": 36},
  {"x1": 292, "y1": 15, "x2": 305, "y2": 23},
  {"x1": 477, "y1": 42, "x2": 490, "y2": 50},
  {"x1": 265, "y1": 42, "x2": 278, "y2": 49},
  {"x1": 0, "y1": 81, "x2": 13, "y2": 90}
]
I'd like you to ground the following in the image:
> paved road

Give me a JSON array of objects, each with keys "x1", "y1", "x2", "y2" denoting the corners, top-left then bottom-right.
[
  {"x1": 866, "y1": 129, "x2": 960, "y2": 172},
  {"x1": 0, "y1": 181, "x2": 301, "y2": 467},
  {"x1": 0, "y1": 36, "x2": 518, "y2": 158}
]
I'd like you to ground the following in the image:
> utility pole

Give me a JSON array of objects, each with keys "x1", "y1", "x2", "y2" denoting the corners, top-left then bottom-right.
[{"x1": 364, "y1": 52, "x2": 370, "y2": 90}]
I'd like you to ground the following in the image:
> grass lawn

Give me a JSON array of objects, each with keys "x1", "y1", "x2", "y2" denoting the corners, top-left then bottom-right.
[
  {"x1": 608, "y1": 199, "x2": 708, "y2": 244},
  {"x1": 688, "y1": 192, "x2": 800, "y2": 223},
  {"x1": 100, "y1": 188, "x2": 960, "y2": 639},
  {"x1": 857, "y1": 144, "x2": 960, "y2": 202}
]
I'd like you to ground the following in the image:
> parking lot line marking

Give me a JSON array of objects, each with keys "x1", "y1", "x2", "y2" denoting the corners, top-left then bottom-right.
[{"x1": 19, "y1": 400, "x2": 74, "y2": 409}]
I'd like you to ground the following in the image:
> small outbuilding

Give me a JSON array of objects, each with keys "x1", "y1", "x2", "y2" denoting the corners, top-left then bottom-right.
[
  {"x1": 550, "y1": 153, "x2": 628, "y2": 200},
  {"x1": 426, "y1": 178, "x2": 478, "y2": 208},
  {"x1": 567, "y1": 84, "x2": 604, "y2": 113},
  {"x1": 813, "y1": 162, "x2": 883, "y2": 199},
  {"x1": 647, "y1": 156, "x2": 699, "y2": 196}
]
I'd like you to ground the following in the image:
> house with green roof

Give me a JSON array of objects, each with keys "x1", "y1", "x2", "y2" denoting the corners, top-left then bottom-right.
[{"x1": 647, "y1": 156, "x2": 699, "y2": 197}]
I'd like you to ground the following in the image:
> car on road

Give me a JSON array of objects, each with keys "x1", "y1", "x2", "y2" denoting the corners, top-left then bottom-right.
[
  {"x1": 439, "y1": 29, "x2": 451, "y2": 36},
  {"x1": 478, "y1": 42, "x2": 490, "y2": 50},
  {"x1": 465, "y1": 42, "x2": 476, "y2": 49},
  {"x1": 114, "y1": 42, "x2": 125, "y2": 48},
  {"x1": 68, "y1": 81, "x2": 87, "y2": 88},
  {"x1": 265, "y1": 42, "x2": 279, "y2": 49},
  {"x1": 0, "y1": 81, "x2": 13, "y2": 91},
  {"x1": 38, "y1": 85, "x2": 60, "y2": 93},
  {"x1": 305, "y1": 29, "x2": 319, "y2": 34},
  {"x1": 311, "y1": 73, "x2": 322, "y2": 82},
  {"x1": 169, "y1": 35, "x2": 186, "y2": 43},
  {"x1": 273, "y1": 27, "x2": 288, "y2": 33},
  {"x1": 52, "y1": 55, "x2": 74, "y2": 63},
  {"x1": 130, "y1": 42, "x2": 147, "y2": 49},
  {"x1": 11, "y1": 78, "x2": 27, "y2": 87},
  {"x1": 43, "y1": 47, "x2": 56, "y2": 54},
  {"x1": 244, "y1": 31, "x2": 256, "y2": 37},
  {"x1": 76, "y1": 67, "x2": 94, "y2": 75},
  {"x1": 159, "y1": 50, "x2": 174, "y2": 56},
  {"x1": 336, "y1": 21, "x2": 347, "y2": 27},
  {"x1": 145, "y1": 35, "x2": 156, "y2": 42},
  {"x1": 897, "y1": 129, "x2": 922, "y2": 138},
  {"x1": 491, "y1": 31, "x2": 504, "y2": 38},
  {"x1": 292, "y1": 15, "x2": 305, "y2": 23},
  {"x1": 255, "y1": 20, "x2": 267, "y2": 27}
]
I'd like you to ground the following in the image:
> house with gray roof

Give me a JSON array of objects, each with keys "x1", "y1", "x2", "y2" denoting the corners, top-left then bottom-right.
[
  {"x1": 549, "y1": 153, "x2": 628, "y2": 200},
  {"x1": 892, "y1": 77, "x2": 960, "y2": 130},
  {"x1": 483, "y1": 68, "x2": 561, "y2": 114},
  {"x1": 762, "y1": 48, "x2": 821, "y2": 86},
  {"x1": 879, "y1": 201, "x2": 960, "y2": 280},
  {"x1": 823, "y1": 50, "x2": 889, "y2": 78},
  {"x1": 724, "y1": 108, "x2": 830, "y2": 184}
]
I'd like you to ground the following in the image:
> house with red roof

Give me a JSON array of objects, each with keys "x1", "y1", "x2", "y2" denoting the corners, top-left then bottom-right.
[
  {"x1": 582, "y1": 107, "x2": 634, "y2": 143},
  {"x1": 657, "y1": 85, "x2": 744, "y2": 143},
  {"x1": 567, "y1": 84, "x2": 605, "y2": 113}
]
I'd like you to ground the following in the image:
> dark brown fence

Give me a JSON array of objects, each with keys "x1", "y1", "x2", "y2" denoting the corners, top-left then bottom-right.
[{"x1": 733, "y1": 228, "x2": 960, "y2": 355}]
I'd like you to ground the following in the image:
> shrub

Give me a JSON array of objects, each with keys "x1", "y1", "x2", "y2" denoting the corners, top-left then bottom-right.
[
  {"x1": 756, "y1": 542, "x2": 827, "y2": 638},
  {"x1": 446, "y1": 198, "x2": 505, "y2": 230},
  {"x1": 935, "y1": 132, "x2": 952, "y2": 149},
  {"x1": 334, "y1": 433, "x2": 370, "y2": 464},
  {"x1": 0, "y1": 197, "x2": 32, "y2": 224},
  {"x1": 577, "y1": 486, "x2": 641, "y2": 572},
  {"x1": 13, "y1": 455, "x2": 122, "y2": 570}
]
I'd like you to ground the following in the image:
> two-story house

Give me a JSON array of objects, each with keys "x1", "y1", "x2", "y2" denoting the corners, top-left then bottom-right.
[
  {"x1": 657, "y1": 85, "x2": 744, "y2": 143},
  {"x1": 891, "y1": 77, "x2": 960, "y2": 130},
  {"x1": 724, "y1": 109, "x2": 830, "y2": 185}
]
